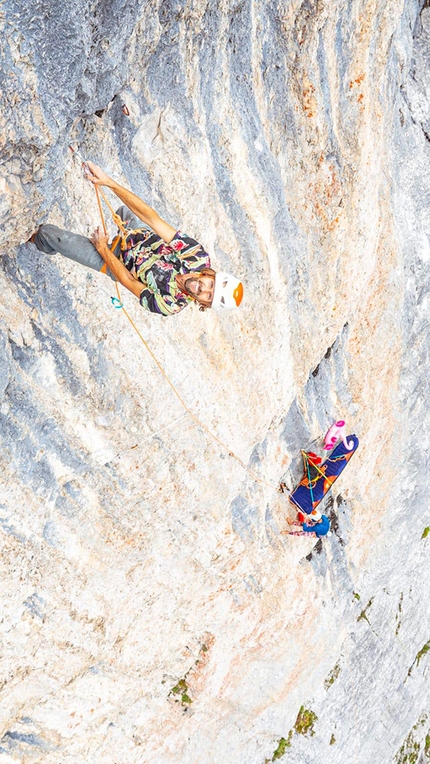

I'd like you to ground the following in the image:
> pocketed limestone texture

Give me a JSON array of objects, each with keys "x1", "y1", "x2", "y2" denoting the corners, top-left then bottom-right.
[{"x1": 0, "y1": 0, "x2": 429, "y2": 762}]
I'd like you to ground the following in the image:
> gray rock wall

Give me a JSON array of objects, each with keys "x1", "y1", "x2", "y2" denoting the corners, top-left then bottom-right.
[{"x1": 1, "y1": 0, "x2": 429, "y2": 762}]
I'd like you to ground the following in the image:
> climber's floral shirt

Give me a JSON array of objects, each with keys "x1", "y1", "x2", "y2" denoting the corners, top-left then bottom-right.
[{"x1": 119, "y1": 229, "x2": 211, "y2": 316}]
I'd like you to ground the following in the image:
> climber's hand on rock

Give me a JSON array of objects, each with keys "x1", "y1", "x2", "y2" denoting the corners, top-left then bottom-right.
[
  {"x1": 90, "y1": 226, "x2": 110, "y2": 255},
  {"x1": 85, "y1": 161, "x2": 114, "y2": 187}
]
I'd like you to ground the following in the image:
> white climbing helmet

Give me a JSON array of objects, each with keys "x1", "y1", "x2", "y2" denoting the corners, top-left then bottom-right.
[
  {"x1": 309, "y1": 509, "x2": 322, "y2": 522},
  {"x1": 211, "y1": 272, "x2": 244, "y2": 310}
]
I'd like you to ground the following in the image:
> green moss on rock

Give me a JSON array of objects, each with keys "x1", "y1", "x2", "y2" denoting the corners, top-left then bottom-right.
[
  {"x1": 294, "y1": 706, "x2": 318, "y2": 736},
  {"x1": 394, "y1": 714, "x2": 429, "y2": 763},
  {"x1": 271, "y1": 733, "x2": 292, "y2": 760},
  {"x1": 169, "y1": 677, "x2": 193, "y2": 706},
  {"x1": 324, "y1": 661, "x2": 341, "y2": 690},
  {"x1": 415, "y1": 640, "x2": 430, "y2": 667},
  {"x1": 171, "y1": 678, "x2": 187, "y2": 695},
  {"x1": 357, "y1": 597, "x2": 374, "y2": 625}
]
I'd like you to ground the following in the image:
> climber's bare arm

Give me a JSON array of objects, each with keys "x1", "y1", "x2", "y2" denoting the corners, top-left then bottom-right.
[
  {"x1": 90, "y1": 228, "x2": 144, "y2": 299},
  {"x1": 85, "y1": 161, "x2": 177, "y2": 244}
]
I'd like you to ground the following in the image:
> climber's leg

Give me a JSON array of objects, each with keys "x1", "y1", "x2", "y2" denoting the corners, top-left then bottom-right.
[{"x1": 32, "y1": 224, "x2": 117, "y2": 280}]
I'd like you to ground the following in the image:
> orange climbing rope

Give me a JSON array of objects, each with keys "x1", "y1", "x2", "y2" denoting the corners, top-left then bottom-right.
[
  {"x1": 95, "y1": 184, "x2": 128, "y2": 243},
  {"x1": 92, "y1": 181, "x2": 280, "y2": 492}
]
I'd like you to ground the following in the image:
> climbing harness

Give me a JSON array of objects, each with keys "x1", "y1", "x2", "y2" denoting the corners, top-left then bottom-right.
[{"x1": 84, "y1": 166, "x2": 279, "y2": 493}]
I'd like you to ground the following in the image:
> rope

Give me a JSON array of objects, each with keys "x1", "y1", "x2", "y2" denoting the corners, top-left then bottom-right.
[
  {"x1": 111, "y1": 412, "x2": 190, "y2": 461},
  {"x1": 304, "y1": 452, "x2": 316, "y2": 509},
  {"x1": 94, "y1": 185, "x2": 108, "y2": 236},
  {"x1": 92, "y1": 180, "x2": 280, "y2": 493},
  {"x1": 96, "y1": 185, "x2": 129, "y2": 243},
  {"x1": 302, "y1": 450, "x2": 327, "y2": 481}
]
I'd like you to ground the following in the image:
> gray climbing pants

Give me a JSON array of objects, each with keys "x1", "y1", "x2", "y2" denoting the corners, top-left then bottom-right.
[{"x1": 33, "y1": 206, "x2": 146, "y2": 281}]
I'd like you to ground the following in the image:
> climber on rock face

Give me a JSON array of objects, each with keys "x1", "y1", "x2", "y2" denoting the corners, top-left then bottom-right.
[
  {"x1": 30, "y1": 161, "x2": 244, "y2": 317},
  {"x1": 282, "y1": 509, "x2": 331, "y2": 538}
]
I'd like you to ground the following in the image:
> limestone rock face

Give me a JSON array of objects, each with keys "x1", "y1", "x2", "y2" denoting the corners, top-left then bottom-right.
[{"x1": 1, "y1": 0, "x2": 429, "y2": 762}]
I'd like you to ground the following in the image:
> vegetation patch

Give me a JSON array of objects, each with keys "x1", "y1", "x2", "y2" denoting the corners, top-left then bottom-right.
[
  {"x1": 421, "y1": 526, "x2": 430, "y2": 539},
  {"x1": 169, "y1": 678, "x2": 192, "y2": 706},
  {"x1": 167, "y1": 638, "x2": 214, "y2": 708},
  {"x1": 353, "y1": 591, "x2": 360, "y2": 601},
  {"x1": 324, "y1": 661, "x2": 341, "y2": 690},
  {"x1": 415, "y1": 640, "x2": 430, "y2": 667},
  {"x1": 394, "y1": 714, "x2": 429, "y2": 763},
  {"x1": 357, "y1": 597, "x2": 373, "y2": 625},
  {"x1": 267, "y1": 704, "x2": 317, "y2": 759},
  {"x1": 330, "y1": 734, "x2": 336, "y2": 745},
  {"x1": 294, "y1": 706, "x2": 318, "y2": 736},
  {"x1": 408, "y1": 639, "x2": 430, "y2": 677},
  {"x1": 395, "y1": 593, "x2": 403, "y2": 637},
  {"x1": 271, "y1": 732, "x2": 293, "y2": 760}
]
